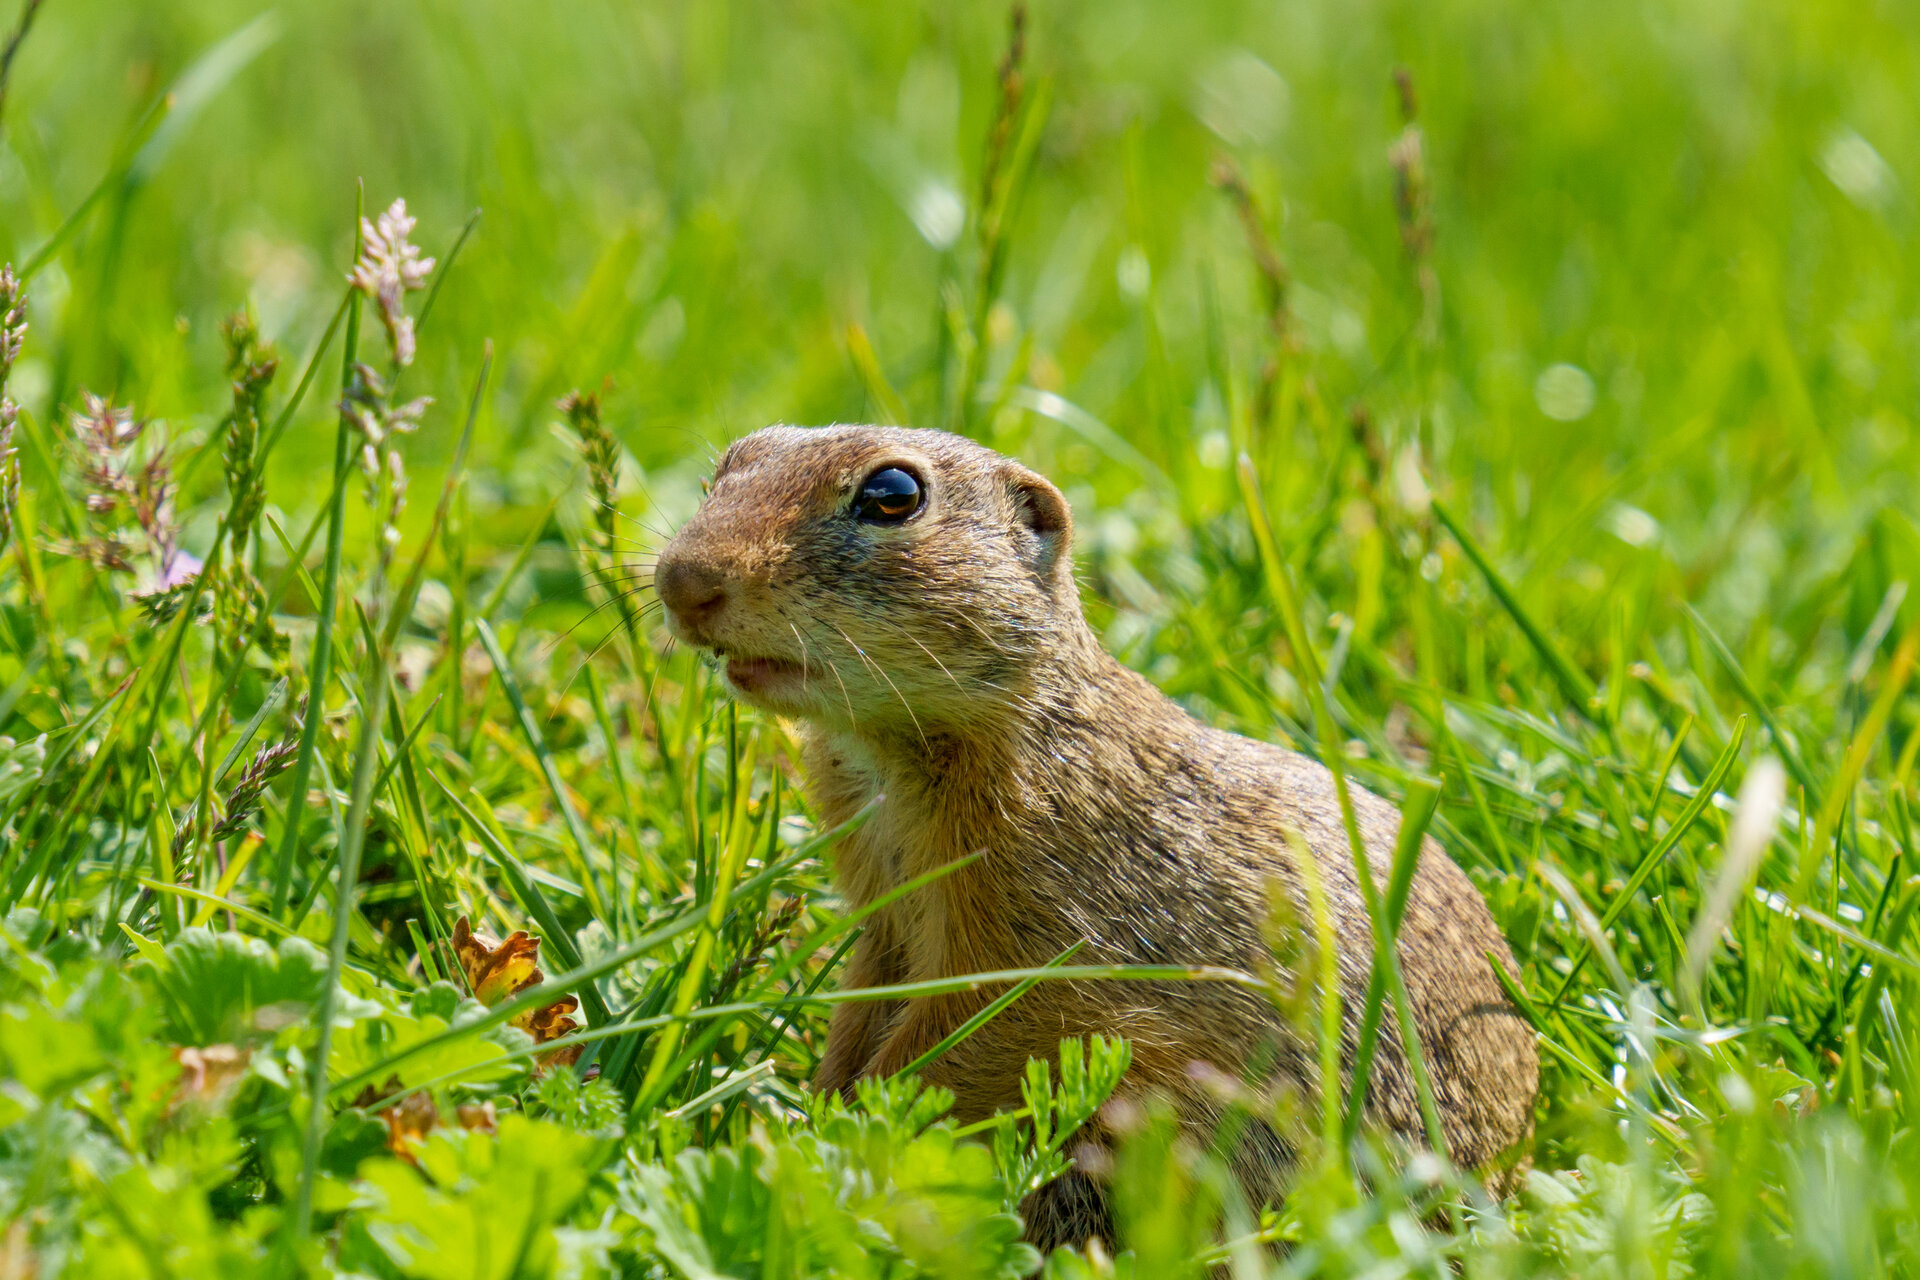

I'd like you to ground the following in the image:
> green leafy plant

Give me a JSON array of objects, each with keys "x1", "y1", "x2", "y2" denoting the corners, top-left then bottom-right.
[
  {"x1": 994, "y1": 1035, "x2": 1133, "y2": 1211},
  {"x1": 624, "y1": 1074, "x2": 1039, "y2": 1280}
]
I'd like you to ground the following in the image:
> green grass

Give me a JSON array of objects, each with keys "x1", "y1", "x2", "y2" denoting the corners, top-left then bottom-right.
[{"x1": 2, "y1": 0, "x2": 1919, "y2": 1275}]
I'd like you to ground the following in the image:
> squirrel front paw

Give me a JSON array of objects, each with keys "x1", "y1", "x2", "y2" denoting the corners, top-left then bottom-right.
[{"x1": 811, "y1": 1037, "x2": 873, "y2": 1102}]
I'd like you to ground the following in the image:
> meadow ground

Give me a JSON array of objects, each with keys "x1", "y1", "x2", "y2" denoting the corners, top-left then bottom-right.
[{"x1": 1, "y1": 0, "x2": 1918, "y2": 1275}]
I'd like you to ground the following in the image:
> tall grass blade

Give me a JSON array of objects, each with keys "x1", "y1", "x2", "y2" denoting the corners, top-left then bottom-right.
[
  {"x1": 474, "y1": 617, "x2": 607, "y2": 915},
  {"x1": 1432, "y1": 498, "x2": 1597, "y2": 717},
  {"x1": 269, "y1": 203, "x2": 366, "y2": 916},
  {"x1": 1550, "y1": 717, "x2": 1746, "y2": 1008}
]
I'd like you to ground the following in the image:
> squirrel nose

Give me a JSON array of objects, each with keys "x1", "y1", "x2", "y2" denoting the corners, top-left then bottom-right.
[{"x1": 656, "y1": 558, "x2": 727, "y2": 627}]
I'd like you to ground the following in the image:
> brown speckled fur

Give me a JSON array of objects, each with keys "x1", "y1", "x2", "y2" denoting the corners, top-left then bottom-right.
[{"x1": 655, "y1": 425, "x2": 1538, "y2": 1251}]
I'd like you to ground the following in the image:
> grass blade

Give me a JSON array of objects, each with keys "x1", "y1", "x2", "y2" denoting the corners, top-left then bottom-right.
[
  {"x1": 1685, "y1": 603, "x2": 1818, "y2": 803},
  {"x1": 474, "y1": 617, "x2": 607, "y2": 916},
  {"x1": 330, "y1": 960, "x2": 1268, "y2": 1108},
  {"x1": 895, "y1": 940, "x2": 1085, "y2": 1078},
  {"x1": 1343, "y1": 774, "x2": 1443, "y2": 1143},
  {"x1": 425, "y1": 766, "x2": 612, "y2": 1026},
  {"x1": 269, "y1": 212, "x2": 365, "y2": 917},
  {"x1": 1549, "y1": 716, "x2": 1746, "y2": 1008},
  {"x1": 1432, "y1": 499, "x2": 1597, "y2": 717},
  {"x1": 1240, "y1": 453, "x2": 1448, "y2": 1159}
]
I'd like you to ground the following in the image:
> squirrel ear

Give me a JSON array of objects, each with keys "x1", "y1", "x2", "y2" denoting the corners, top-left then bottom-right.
[{"x1": 1005, "y1": 465, "x2": 1071, "y2": 575}]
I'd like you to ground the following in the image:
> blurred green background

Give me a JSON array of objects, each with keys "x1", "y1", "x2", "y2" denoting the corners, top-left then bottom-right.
[{"x1": 8, "y1": 0, "x2": 1918, "y2": 631}]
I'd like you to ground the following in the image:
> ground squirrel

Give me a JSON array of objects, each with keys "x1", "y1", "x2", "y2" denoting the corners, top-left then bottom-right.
[{"x1": 654, "y1": 424, "x2": 1538, "y2": 1250}]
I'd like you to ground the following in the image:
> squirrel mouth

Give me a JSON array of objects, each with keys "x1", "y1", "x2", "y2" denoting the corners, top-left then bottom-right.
[{"x1": 721, "y1": 654, "x2": 806, "y2": 695}]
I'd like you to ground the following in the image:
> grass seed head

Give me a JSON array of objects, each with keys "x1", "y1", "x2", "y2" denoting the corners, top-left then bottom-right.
[
  {"x1": 560, "y1": 387, "x2": 620, "y2": 552},
  {"x1": 348, "y1": 198, "x2": 436, "y2": 367},
  {"x1": 66, "y1": 393, "x2": 196, "y2": 596},
  {"x1": 0, "y1": 264, "x2": 24, "y2": 383},
  {"x1": 0, "y1": 410, "x2": 15, "y2": 557},
  {"x1": 0, "y1": 266, "x2": 18, "y2": 556},
  {"x1": 220, "y1": 317, "x2": 278, "y2": 561},
  {"x1": 211, "y1": 738, "x2": 300, "y2": 840}
]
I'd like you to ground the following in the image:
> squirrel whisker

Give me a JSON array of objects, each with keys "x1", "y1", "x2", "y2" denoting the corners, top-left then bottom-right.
[
  {"x1": 862, "y1": 613, "x2": 968, "y2": 699},
  {"x1": 829, "y1": 618, "x2": 927, "y2": 752}
]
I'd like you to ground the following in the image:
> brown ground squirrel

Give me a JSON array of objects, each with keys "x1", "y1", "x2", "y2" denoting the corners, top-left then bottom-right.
[{"x1": 654, "y1": 425, "x2": 1537, "y2": 1250}]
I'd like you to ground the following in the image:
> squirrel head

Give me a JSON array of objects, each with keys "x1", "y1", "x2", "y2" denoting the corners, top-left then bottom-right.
[{"x1": 654, "y1": 424, "x2": 1081, "y2": 734}]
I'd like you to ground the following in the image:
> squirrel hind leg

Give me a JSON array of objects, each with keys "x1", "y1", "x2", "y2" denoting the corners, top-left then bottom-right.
[{"x1": 1019, "y1": 1170, "x2": 1115, "y2": 1258}]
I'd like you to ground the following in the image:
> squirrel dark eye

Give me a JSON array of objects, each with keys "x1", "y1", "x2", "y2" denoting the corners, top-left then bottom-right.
[{"x1": 852, "y1": 467, "x2": 922, "y2": 525}]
